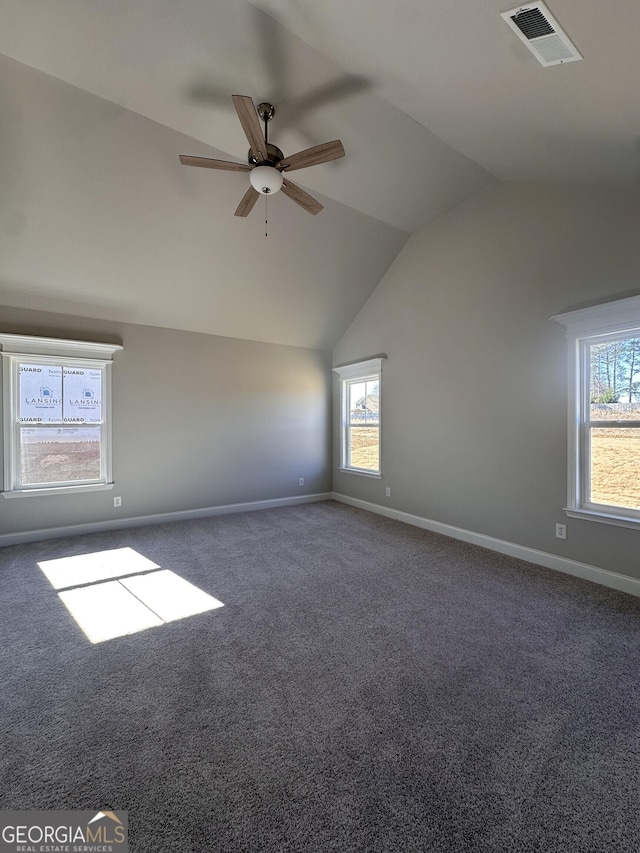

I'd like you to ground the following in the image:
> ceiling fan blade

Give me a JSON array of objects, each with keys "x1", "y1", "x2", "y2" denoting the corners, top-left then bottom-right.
[
  {"x1": 281, "y1": 178, "x2": 323, "y2": 215},
  {"x1": 179, "y1": 155, "x2": 251, "y2": 172},
  {"x1": 234, "y1": 186, "x2": 260, "y2": 217},
  {"x1": 232, "y1": 95, "x2": 266, "y2": 162},
  {"x1": 278, "y1": 140, "x2": 345, "y2": 173}
]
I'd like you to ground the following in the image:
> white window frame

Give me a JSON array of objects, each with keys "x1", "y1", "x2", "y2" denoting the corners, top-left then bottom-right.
[
  {"x1": 0, "y1": 333, "x2": 122, "y2": 498},
  {"x1": 333, "y1": 357, "x2": 385, "y2": 478},
  {"x1": 553, "y1": 295, "x2": 640, "y2": 530}
]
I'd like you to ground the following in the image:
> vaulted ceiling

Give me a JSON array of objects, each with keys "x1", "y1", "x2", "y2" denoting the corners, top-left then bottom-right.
[{"x1": 0, "y1": 0, "x2": 637, "y2": 348}]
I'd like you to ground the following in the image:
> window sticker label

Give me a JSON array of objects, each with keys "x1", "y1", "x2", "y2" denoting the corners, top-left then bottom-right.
[
  {"x1": 19, "y1": 363, "x2": 63, "y2": 423},
  {"x1": 63, "y1": 368, "x2": 102, "y2": 422}
]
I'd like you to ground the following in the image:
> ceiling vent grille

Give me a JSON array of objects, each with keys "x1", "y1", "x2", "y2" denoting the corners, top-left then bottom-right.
[{"x1": 500, "y1": 3, "x2": 583, "y2": 66}]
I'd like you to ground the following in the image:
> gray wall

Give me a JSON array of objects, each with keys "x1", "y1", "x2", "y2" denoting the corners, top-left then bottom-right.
[
  {"x1": 333, "y1": 182, "x2": 640, "y2": 581},
  {"x1": 0, "y1": 306, "x2": 331, "y2": 537}
]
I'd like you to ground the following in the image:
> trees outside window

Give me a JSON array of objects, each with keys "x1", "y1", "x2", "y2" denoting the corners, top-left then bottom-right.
[{"x1": 554, "y1": 297, "x2": 640, "y2": 528}]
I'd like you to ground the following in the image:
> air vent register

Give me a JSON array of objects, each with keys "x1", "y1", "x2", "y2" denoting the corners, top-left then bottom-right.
[{"x1": 501, "y1": 3, "x2": 582, "y2": 67}]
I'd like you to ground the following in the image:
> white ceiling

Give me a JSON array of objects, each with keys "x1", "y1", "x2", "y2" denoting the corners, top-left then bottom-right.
[
  {"x1": 254, "y1": 0, "x2": 640, "y2": 190},
  {"x1": 0, "y1": 0, "x2": 637, "y2": 348}
]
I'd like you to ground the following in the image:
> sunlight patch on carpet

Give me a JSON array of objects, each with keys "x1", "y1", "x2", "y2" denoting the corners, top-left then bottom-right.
[
  {"x1": 121, "y1": 570, "x2": 224, "y2": 623},
  {"x1": 59, "y1": 579, "x2": 164, "y2": 643},
  {"x1": 39, "y1": 547, "x2": 160, "y2": 589},
  {"x1": 38, "y1": 549, "x2": 224, "y2": 643}
]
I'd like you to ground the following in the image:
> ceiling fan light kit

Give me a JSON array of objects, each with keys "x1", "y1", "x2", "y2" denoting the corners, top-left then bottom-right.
[
  {"x1": 179, "y1": 95, "x2": 345, "y2": 217},
  {"x1": 250, "y1": 165, "x2": 284, "y2": 195}
]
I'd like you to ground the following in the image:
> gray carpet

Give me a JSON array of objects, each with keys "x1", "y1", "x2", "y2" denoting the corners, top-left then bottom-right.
[{"x1": 1, "y1": 500, "x2": 639, "y2": 852}]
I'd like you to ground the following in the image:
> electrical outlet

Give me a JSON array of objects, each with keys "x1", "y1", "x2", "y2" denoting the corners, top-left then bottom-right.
[
  {"x1": 114, "y1": 496, "x2": 122, "y2": 508},
  {"x1": 555, "y1": 523, "x2": 567, "y2": 540},
  {"x1": 299, "y1": 478, "x2": 304, "y2": 487},
  {"x1": 385, "y1": 487, "x2": 391, "y2": 497}
]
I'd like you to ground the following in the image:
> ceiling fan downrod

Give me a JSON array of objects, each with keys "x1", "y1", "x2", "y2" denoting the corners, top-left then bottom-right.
[{"x1": 257, "y1": 102, "x2": 275, "y2": 151}]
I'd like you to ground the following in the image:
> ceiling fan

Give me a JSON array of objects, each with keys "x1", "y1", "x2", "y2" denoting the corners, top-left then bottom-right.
[{"x1": 179, "y1": 95, "x2": 345, "y2": 217}]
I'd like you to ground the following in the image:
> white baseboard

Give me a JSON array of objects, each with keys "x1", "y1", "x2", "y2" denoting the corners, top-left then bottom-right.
[
  {"x1": 0, "y1": 492, "x2": 333, "y2": 548},
  {"x1": 6, "y1": 490, "x2": 639, "y2": 598},
  {"x1": 332, "y1": 492, "x2": 640, "y2": 599}
]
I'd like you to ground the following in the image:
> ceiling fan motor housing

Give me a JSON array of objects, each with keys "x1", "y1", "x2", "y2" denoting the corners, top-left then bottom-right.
[{"x1": 248, "y1": 143, "x2": 285, "y2": 167}]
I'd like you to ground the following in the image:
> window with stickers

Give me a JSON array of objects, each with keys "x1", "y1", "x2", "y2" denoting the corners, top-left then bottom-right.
[{"x1": 0, "y1": 334, "x2": 121, "y2": 497}]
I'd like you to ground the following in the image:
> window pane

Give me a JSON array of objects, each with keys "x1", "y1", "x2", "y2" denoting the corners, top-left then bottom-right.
[
  {"x1": 590, "y1": 427, "x2": 640, "y2": 510},
  {"x1": 63, "y1": 367, "x2": 103, "y2": 422},
  {"x1": 590, "y1": 338, "x2": 640, "y2": 419},
  {"x1": 19, "y1": 363, "x2": 63, "y2": 423},
  {"x1": 349, "y1": 379, "x2": 379, "y2": 426},
  {"x1": 348, "y1": 427, "x2": 379, "y2": 471},
  {"x1": 349, "y1": 381, "x2": 367, "y2": 424},
  {"x1": 20, "y1": 427, "x2": 102, "y2": 485},
  {"x1": 364, "y1": 379, "x2": 379, "y2": 425}
]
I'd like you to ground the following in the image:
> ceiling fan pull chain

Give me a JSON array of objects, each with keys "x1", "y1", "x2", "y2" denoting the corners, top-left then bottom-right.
[{"x1": 265, "y1": 195, "x2": 268, "y2": 238}]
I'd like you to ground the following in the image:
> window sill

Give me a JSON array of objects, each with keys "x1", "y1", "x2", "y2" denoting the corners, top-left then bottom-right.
[
  {"x1": 338, "y1": 467, "x2": 382, "y2": 479},
  {"x1": 564, "y1": 506, "x2": 640, "y2": 531},
  {"x1": 3, "y1": 482, "x2": 114, "y2": 499}
]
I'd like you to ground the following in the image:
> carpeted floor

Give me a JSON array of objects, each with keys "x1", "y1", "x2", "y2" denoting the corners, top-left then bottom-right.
[{"x1": 1, "y1": 500, "x2": 639, "y2": 852}]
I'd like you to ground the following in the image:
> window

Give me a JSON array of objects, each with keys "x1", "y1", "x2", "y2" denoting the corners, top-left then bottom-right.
[
  {"x1": 0, "y1": 333, "x2": 122, "y2": 497},
  {"x1": 333, "y1": 358, "x2": 384, "y2": 476},
  {"x1": 553, "y1": 296, "x2": 640, "y2": 529}
]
